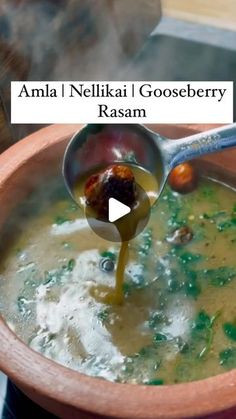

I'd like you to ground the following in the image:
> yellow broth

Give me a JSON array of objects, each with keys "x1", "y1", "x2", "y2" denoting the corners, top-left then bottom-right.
[
  {"x1": 74, "y1": 164, "x2": 159, "y2": 305},
  {"x1": 0, "y1": 177, "x2": 236, "y2": 384}
]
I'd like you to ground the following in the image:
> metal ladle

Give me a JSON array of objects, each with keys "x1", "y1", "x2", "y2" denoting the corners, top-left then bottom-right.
[{"x1": 63, "y1": 123, "x2": 236, "y2": 205}]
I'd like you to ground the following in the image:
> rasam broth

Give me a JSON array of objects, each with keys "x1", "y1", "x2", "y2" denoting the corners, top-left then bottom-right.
[{"x1": 0, "y1": 177, "x2": 236, "y2": 384}]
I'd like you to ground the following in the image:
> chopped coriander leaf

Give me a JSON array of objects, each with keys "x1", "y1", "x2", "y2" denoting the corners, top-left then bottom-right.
[
  {"x1": 219, "y1": 348, "x2": 236, "y2": 369},
  {"x1": 144, "y1": 379, "x2": 164, "y2": 385},
  {"x1": 67, "y1": 259, "x2": 76, "y2": 272},
  {"x1": 223, "y1": 323, "x2": 236, "y2": 341},
  {"x1": 179, "y1": 251, "x2": 202, "y2": 265},
  {"x1": 123, "y1": 282, "x2": 133, "y2": 296},
  {"x1": 100, "y1": 251, "x2": 116, "y2": 262},
  {"x1": 192, "y1": 310, "x2": 211, "y2": 332},
  {"x1": 168, "y1": 206, "x2": 185, "y2": 229},
  {"x1": 160, "y1": 187, "x2": 186, "y2": 228},
  {"x1": 43, "y1": 260, "x2": 75, "y2": 286},
  {"x1": 54, "y1": 215, "x2": 70, "y2": 225},
  {"x1": 191, "y1": 310, "x2": 221, "y2": 358},
  {"x1": 217, "y1": 217, "x2": 236, "y2": 232},
  {"x1": 201, "y1": 267, "x2": 236, "y2": 287},
  {"x1": 153, "y1": 333, "x2": 168, "y2": 343},
  {"x1": 138, "y1": 228, "x2": 153, "y2": 256},
  {"x1": 43, "y1": 267, "x2": 66, "y2": 286},
  {"x1": 202, "y1": 210, "x2": 227, "y2": 220},
  {"x1": 43, "y1": 271, "x2": 55, "y2": 285},
  {"x1": 97, "y1": 309, "x2": 110, "y2": 322},
  {"x1": 184, "y1": 275, "x2": 201, "y2": 299},
  {"x1": 200, "y1": 184, "x2": 215, "y2": 200}
]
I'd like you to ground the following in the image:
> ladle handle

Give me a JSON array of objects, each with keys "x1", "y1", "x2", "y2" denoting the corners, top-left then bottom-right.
[{"x1": 163, "y1": 123, "x2": 236, "y2": 170}]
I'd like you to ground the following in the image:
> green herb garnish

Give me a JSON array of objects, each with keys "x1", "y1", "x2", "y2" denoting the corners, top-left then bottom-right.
[
  {"x1": 202, "y1": 210, "x2": 227, "y2": 220},
  {"x1": 144, "y1": 378, "x2": 164, "y2": 385},
  {"x1": 179, "y1": 252, "x2": 202, "y2": 265},
  {"x1": 223, "y1": 323, "x2": 236, "y2": 342},
  {"x1": 217, "y1": 218, "x2": 236, "y2": 232},
  {"x1": 184, "y1": 273, "x2": 201, "y2": 299},
  {"x1": 67, "y1": 258, "x2": 76, "y2": 272},
  {"x1": 201, "y1": 267, "x2": 236, "y2": 287},
  {"x1": 219, "y1": 348, "x2": 236, "y2": 369},
  {"x1": 138, "y1": 228, "x2": 153, "y2": 256},
  {"x1": 191, "y1": 310, "x2": 221, "y2": 358},
  {"x1": 54, "y1": 215, "x2": 70, "y2": 225},
  {"x1": 100, "y1": 251, "x2": 116, "y2": 262},
  {"x1": 153, "y1": 333, "x2": 168, "y2": 343},
  {"x1": 97, "y1": 309, "x2": 110, "y2": 322}
]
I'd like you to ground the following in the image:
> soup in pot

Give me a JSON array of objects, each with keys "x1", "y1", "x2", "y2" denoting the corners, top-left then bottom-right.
[{"x1": 1, "y1": 172, "x2": 236, "y2": 385}]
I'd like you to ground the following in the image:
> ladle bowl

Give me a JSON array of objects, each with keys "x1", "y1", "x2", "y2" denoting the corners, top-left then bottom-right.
[{"x1": 63, "y1": 123, "x2": 236, "y2": 206}]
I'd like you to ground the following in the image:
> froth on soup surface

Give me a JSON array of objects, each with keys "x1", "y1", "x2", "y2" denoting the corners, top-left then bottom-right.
[{"x1": 1, "y1": 176, "x2": 236, "y2": 385}]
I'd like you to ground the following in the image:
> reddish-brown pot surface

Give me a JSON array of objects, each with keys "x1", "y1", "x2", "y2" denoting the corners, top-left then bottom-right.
[{"x1": 0, "y1": 124, "x2": 236, "y2": 419}]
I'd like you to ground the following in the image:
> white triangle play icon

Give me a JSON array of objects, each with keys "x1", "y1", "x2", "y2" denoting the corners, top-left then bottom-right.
[{"x1": 108, "y1": 198, "x2": 131, "y2": 222}]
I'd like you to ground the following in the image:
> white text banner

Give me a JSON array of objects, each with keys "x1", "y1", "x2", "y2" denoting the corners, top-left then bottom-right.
[{"x1": 11, "y1": 81, "x2": 233, "y2": 124}]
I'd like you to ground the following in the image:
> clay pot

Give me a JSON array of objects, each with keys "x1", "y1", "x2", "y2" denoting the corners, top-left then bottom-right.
[{"x1": 0, "y1": 123, "x2": 236, "y2": 419}]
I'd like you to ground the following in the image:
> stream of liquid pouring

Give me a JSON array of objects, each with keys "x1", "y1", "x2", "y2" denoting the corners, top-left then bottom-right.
[{"x1": 74, "y1": 164, "x2": 158, "y2": 305}]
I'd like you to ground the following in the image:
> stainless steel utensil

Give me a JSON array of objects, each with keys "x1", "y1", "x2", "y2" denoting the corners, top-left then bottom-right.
[{"x1": 63, "y1": 123, "x2": 236, "y2": 205}]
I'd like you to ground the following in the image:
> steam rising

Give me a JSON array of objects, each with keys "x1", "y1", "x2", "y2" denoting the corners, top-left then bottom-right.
[{"x1": 1, "y1": 0, "x2": 128, "y2": 80}]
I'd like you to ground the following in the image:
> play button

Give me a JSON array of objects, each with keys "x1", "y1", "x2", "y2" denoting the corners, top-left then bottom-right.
[
  {"x1": 108, "y1": 198, "x2": 131, "y2": 222},
  {"x1": 85, "y1": 181, "x2": 151, "y2": 242}
]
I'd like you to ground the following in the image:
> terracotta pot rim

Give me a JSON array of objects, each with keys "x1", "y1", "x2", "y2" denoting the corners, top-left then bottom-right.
[{"x1": 0, "y1": 123, "x2": 235, "y2": 419}]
